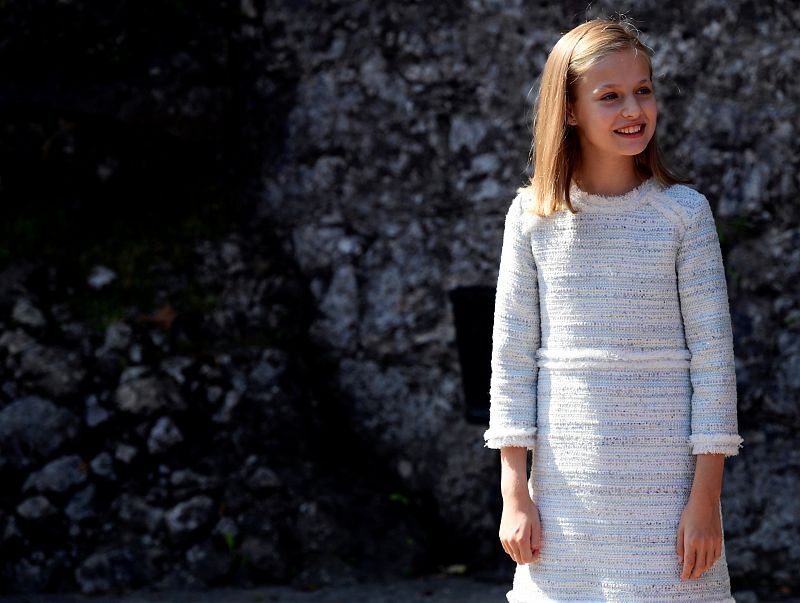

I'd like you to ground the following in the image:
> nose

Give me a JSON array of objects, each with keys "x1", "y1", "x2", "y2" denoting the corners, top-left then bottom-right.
[{"x1": 621, "y1": 95, "x2": 641, "y2": 119}]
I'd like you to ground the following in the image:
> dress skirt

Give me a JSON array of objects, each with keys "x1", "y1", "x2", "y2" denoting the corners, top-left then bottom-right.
[{"x1": 506, "y1": 355, "x2": 736, "y2": 603}]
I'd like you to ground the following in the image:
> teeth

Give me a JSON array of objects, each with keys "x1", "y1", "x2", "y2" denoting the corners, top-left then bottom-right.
[{"x1": 616, "y1": 124, "x2": 642, "y2": 134}]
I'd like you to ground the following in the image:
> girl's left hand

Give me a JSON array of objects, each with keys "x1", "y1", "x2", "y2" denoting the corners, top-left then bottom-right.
[{"x1": 676, "y1": 493, "x2": 722, "y2": 580}]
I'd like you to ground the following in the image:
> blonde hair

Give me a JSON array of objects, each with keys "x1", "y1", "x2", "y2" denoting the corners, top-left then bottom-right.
[{"x1": 519, "y1": 17, "x2": 690, "y2": 217}]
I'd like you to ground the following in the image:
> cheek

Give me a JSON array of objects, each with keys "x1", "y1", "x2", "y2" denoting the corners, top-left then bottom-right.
[
  {"x1": 603, "y1": 107, "x2": 622, "y2": 125},
  {"x1": 646, "y1": 98, "x2": 658, "y2": 120},
  {"x1": 590, "y1": 106, "x2": 619, "y2": 124}
]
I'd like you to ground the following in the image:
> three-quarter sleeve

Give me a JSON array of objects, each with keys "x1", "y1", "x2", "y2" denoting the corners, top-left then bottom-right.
[
  {"x1": 676, "y1": 192, "x2": 744, "y2": 457},
  {"x1": 483, "y1": 194, "x2": 540, "y2": 452}
]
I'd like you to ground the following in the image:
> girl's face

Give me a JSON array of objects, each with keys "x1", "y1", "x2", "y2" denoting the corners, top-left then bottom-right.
[{"x1": 567, "y1": 48, "x2": 657, "y2": 163}]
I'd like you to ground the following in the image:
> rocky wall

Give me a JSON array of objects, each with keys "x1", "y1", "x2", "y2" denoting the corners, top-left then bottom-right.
[{"x1": 0, "y1": 0, "x2": 797, "y2": 598}]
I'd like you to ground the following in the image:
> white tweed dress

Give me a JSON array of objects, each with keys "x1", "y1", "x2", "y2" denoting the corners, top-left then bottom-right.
[{"x1": 484, "y1": 177, "x2": 744, "y2": 603}]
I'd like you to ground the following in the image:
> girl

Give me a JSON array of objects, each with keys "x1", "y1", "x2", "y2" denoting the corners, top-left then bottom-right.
[{"x1": 483, "y1": 17, "x2": 744, "y2": 602}]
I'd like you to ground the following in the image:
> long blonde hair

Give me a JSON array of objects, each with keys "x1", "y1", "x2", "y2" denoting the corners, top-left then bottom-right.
[{"x1": 519, "y1": 17, "x2": 690, "y2": 217}]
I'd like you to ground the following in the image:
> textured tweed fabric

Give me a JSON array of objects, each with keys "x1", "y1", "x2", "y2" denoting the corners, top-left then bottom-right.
[{"x1": 484, "y1": 177, "x2": 743, "y2": 602}]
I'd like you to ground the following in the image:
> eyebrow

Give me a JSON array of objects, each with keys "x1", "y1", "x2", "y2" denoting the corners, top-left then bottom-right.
[{"x1": 594, "y1": 78, "x2": 651, "y2": 90}]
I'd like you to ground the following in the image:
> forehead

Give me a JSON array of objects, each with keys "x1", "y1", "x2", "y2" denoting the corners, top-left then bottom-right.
[{"x1": 579, "y1": 49, "x2": 651, "y2": 87}]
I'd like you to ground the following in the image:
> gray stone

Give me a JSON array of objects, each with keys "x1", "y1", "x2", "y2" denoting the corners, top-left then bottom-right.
[
  {"x1": 147, "y1": 416, "x2": 184, "y2": 454},
  {"x1": 23, "y1": 454, "x2": 88, "y2": 493},
  {"x1": 114, "y1": 443, "x2": 138, "y2": 464},
  {"x1": 85, "y1": 394, "x2": 111, "y2": 428},
  {"x1": 119, "y1": 365, "x2": 153, "y2": 384},
  {"x1": 0, "y1": 396, "x2": 80, "y2": 471},
  {"x1": 114, "y1": 373, "x2": 186, "y2": 415},
  {"x1": 212, "y1": 516, "x2": 239, "y2": 541},
  {"x1": 65, "y1": 484, "x2": 97, "y2": 522},
  {"x1": 102, "y1": 320, "x2": 132, "y2": 351},
  {"x1": 74, "y1": 547, "x2": 138, "y2": 595},
  {"x1": 115, "y1": 494, "x2": 165, "y2": 533},
  {"x1": 469, "y1": 152, "x2": 500, "y2": 176},
  {"x1": 164, "y1": 496, "x2": 216, "y2": 542},
  {"x1": 291, "y1": 222, "x2": 360, "y2": 274},
  {"x1": 206, "y1": 384, "x2": 224, "y2": 404},
  {"x1": 470, "y1": 178, "x2": 503, "y2": 203},
  {"x1": 16, "y1": 496, "x2": 58, "y2": 521},
  {"x1": 0, "y1": 329, "x2": 84, "y2": 396},
  {"x1": 448, "y1": 115, "x2": 489, "y2": 153},
  {"x1": 0, "y1": 328, "x2": 37, "y2": 355},
  {"x1": 87, "y1": 265, "x2": 118, "y2": 290},
  {"x1": 90, "y1": 451, "x2": 116, "y2": 479},
  {"x1": 247, "y1": 466, "x2": 282, "y2": 492},
  {"x1": 170, "y1": 469, "x2": 220, "y2": 498},
  {"x1": 246, "y1": 348, "x2": 288, "y2": 390},
  {"x1": 240, "y1": 534, "x2": 285, "y2": 578},
  {"x1": 11, "y1": 297, "x2": 46, "y2": 328},
  {"x1": 309, "y1": 264, "x2": 359, "y2": 351},
  {"x1": 7, "y1": 553, "x2": 61, "y2": 593},
  {"x1": 211, "y1": 390, "x2": 241, "y2": 424},
  {"x1": 160, "y1": 355, "x2": 194, "y2": 385},
  {"x1": 185, "y1": 540, "x2": 231, "y2": 582}
]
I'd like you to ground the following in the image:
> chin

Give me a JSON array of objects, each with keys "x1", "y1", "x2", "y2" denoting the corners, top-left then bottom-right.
[{"x1": 616, "y1": 139, "x2": 652, "y2": 156}]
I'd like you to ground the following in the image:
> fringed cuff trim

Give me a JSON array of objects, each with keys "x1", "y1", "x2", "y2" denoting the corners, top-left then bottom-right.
[
  {"x1": 483, "y1": 426, "x2": 537, "y2": 450},
  {"x1": 690, "y1": 433, "x2": 744, "y2": 457}
]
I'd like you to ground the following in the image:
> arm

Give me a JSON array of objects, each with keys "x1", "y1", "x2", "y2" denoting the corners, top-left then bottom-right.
[
  {"x1": 690, "y1": 453, "x2": 725, "y2": 501},
  {"x1": 484, "y1": 195, "x2": 543, "y2": 566},
  {"x1": 675, "y1": 193, "x2": 744, "y2": 457},
  {"x1": 499, "y1": 446, "x2": 542, "y2": 565},
  {"x1": 500, "y1": 446, "x2": 530, "y2": 497},
  {"x1": 678, "y1": 453, "x2": 725, "y2": 580},
  {"x1": 483, "y1": 194, "x2": 540, "y2": 459},
  {"x1": 674, "y1": 192, "x2": 742, "y2": 579}
]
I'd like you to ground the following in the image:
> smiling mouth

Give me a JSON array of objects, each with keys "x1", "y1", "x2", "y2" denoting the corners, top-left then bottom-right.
[{"x1": 614, "y1": 124, "x2": 645, "y2": 136}]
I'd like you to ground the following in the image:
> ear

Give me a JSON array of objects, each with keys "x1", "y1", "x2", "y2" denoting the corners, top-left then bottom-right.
[{"x1": 566, "y1": 104, "x2": 578, "y2": 126}]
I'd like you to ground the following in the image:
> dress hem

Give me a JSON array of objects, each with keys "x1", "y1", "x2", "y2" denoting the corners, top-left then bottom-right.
[{"x1": 506, "y1": 592, "x2": 735, "y2": 603}]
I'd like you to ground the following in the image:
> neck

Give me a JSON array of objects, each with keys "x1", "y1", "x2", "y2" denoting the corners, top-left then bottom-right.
[{"x1": 574, "y1": 154, "x2": 643, "y2": 196}]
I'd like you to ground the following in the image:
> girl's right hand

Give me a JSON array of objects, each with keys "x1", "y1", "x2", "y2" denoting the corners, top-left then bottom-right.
[{"x1": 499, "y1": 492, "x2": 542, "y2": 565}]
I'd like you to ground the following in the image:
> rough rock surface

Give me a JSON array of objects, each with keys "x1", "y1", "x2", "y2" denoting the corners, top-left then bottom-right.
[{"x1": 0, "y1": 0, "x2": 797, "y2": 598}]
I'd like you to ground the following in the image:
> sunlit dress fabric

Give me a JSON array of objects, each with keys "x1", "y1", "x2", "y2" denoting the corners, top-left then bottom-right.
[{"x1": 484, "y1": 178, "x2": 743, "y2": 602}]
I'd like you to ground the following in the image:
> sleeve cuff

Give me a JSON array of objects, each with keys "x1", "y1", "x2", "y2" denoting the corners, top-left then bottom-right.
[
  {"x1": 483, "y1": 426, "x2": 537, "y2": 450},
  {"x1": 689, "y1": 433, "x2": 744, "y2": 457}
]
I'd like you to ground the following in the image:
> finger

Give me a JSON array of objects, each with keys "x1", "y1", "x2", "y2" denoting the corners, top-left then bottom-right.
[
  {"x1": 519, "y1": 536, "x2": 533, "y2": 564},
  {"x1": 681, "y1": 545, "x2": 695, "y2": 580},
  {"x1": 690, "y1": 547, "x2": 706, "y2": 579},
  {"x1": 676, "y1": 526, "x2": 684, "y2": 563},
  {"x1": 531, "y1": 535, "x2": 541, "y2": 561},
  {"x1": 502, "y1": 537, "x2": 519, "y2": 563},
  {"x1": 528, "y1": 541, "x2": 539, "y2": 563},
  {"x1": 517, "y1": 543, "x2": 532, "y2": 564},
  {"x1": 500, "y1": 532, "x2": 510, "y2": 555},
  {"x1": 530, "y1": 529, "x2": 539, "y2": 561},
  {"x1": 508, "y1": 538, "x2": 522, "y2": 565},
  {"x1": 702, "y1": 547, "x2": 712, "y2": 576},
  {"x1": 694, "y1": 548, "x2": 711, "y2": 578},
  {"x1": 519, "y1": 524, "x2": 535, "y2": 564},
  {"x1": 703, "y1": 544, "x2": 714, "y2": 573},
  {"x1": 699, "y1": 545, "x2": 713, "y2": 578}
]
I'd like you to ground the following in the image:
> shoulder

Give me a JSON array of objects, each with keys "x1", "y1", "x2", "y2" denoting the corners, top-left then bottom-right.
[
  {"x1": 650, "y1": 182, "x2": 714, "y2": 235},
  {"x1": 659, "y1": 183, "x2": 711, "y2": 213},
  {"x1": 507, "y1": 188, "x2": 545, "y2": 232}
]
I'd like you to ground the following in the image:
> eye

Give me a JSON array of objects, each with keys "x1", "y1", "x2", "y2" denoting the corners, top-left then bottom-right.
[
  {"x1": 637, "y1": 87, "x2": 653, "y2": 95},
  {"x1": 600, "y1": 92, "x2": 618, "y2": 100}
]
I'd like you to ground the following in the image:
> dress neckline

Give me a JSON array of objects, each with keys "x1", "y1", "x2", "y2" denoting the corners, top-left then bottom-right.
[{"x1": 570, "y1": 177, "x2": 656, "y2": 213}]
